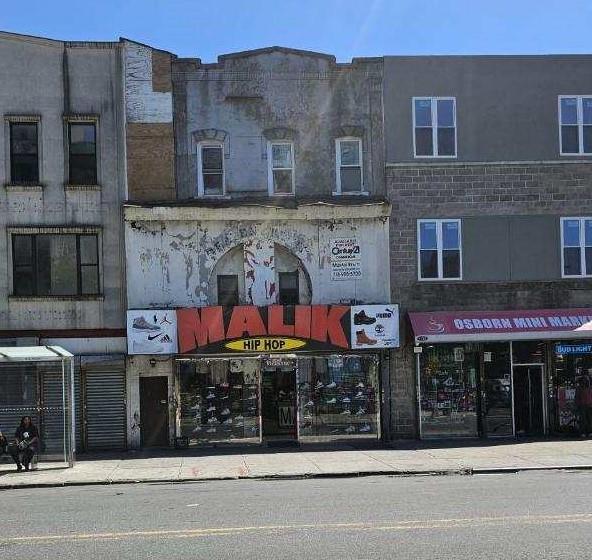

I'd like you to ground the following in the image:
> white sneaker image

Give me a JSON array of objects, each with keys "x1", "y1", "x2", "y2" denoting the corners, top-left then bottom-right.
[
  {"x1": 207, "y1": 406, "x2": 216, "y2": 412},
  {"x1": 132, "y1": 316, "x2": 161, "y2": 332},
  {"x1": 220, "y1": 408, "x2": 231, "y2": 415},
  {"x1": 356, "y1": 408, "x2": 366, "y2": 416},
  {"x1": 342, "y1": 397, "x2": 351, "y2": 403},
  {"x1": 345, "y1": 425, "x2": 356, "y2": 433},
  {"x1": 304, "y1": 400, "x2": 314, "y2": 407},
  {"x1": 325, "y1": 382, "x2": 336, "y2": 389},
  {"x1": 207, "y1": 417, "x2": 217, "y2": 424},
  {"x1": 326, "y1": 398, "x2": 337, "y2": 404},
  {"x1": 341, "y1": 409, "x2": 351, "y2": 415},
  {"x1": 360, "y1": 424, "x2": 372, "y2": 432},
  {"x1": 206, "y1": 392, "x2": 216, "y2": 400}
]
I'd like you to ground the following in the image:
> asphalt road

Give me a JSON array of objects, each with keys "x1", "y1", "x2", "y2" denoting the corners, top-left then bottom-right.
[{"x1": 1, "y1": 471, "x2": 592, "y2": 559}]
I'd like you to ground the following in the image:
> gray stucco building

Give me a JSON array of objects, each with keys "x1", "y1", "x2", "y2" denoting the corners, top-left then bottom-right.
[
  {"x1": 0, "y1": 32, "x2": 127, "y2": 453},
  {"x1": 385, "y1": 55, "x2": 592, "y2": 440}
]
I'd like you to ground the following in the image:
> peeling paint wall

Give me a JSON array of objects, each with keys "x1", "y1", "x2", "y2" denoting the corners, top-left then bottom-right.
[{"x1": 125, "y1": 216, "x2": 390, "y2": 308}]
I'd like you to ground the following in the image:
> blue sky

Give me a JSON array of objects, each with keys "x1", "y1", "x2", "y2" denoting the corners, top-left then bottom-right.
[{"x1": 2, "y1": 0, "x2": 591, "y2": 61}]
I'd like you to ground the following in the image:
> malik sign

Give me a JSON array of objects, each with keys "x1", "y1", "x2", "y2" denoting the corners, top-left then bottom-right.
[{"x1": 177, "y1": 304, "x2": 399, "y2": 354}]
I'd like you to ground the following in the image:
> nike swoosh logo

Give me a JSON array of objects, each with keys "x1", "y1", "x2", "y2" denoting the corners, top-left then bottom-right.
[{"x1": 147, "y1": 334, "x2": 161, "y2": 341}]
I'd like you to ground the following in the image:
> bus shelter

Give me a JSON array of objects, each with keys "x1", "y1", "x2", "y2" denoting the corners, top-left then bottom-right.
[{"x1": 0, "y1": 346, "x2": 75, "y2": 467}]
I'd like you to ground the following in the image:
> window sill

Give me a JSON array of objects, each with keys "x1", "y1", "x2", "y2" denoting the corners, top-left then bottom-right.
[
  {"x1": 413, "y1": 155, "x2": 457, "y2": 160},
  {"x1": 4, "y1": 183, "x2": 43, "y2": 191},
  {"x1": 332, "y1": 191, "x2": 369, "y2": 196},
  {"x1": 269, "y1": 192, "x2": 295, "y2": 197},
  {"x1": 64, "y1": 184, "x2": 101, "y2": 191},
  {"x1": 196, "y1": 194, "x2": 231, "y2": 199},
  {"x1": 9, "y1": 295, "x2": 104, "y2": 302}
]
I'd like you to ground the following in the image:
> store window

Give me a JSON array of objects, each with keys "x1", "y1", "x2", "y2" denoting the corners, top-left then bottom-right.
[
  {"x1": 178, "y1": 359, "x2": 260, "y2": 445},
  {"x1": 413, "y1": 97, "x2": 456, "y2": 157},
  {"x1": 512, "y1": 341, "x2": 546, "y2": 364},
  {"x1": 68, "y1": 122, "x2": 97, "y2": 185},
  {"x1": 561, "y1": 217, "x2": 592, "y2": 278},
  {"x1": 297, "y1": 356, "x2": 380, "y2": 440},
  {"x1": 12, "y1": 233, "x2": 100, "y2": 296},
  {"x1": 481, "y1": 343, "x2": 513, "y2": 436},
  {"x1": 418, "y1": 344, "x2": 479, "y2": 437},
  {"x1": 10, "y1": 122, "x2": 39, "y2": 183},
  {"x1": 554, "y1": 342, "x2": 592, "y2": 435},
  {"x1": 418, "y1": 219, "x2": 462, "y2": 280}
]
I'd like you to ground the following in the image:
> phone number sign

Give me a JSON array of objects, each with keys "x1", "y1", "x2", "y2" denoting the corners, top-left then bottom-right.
[{"x1": 330, "y1": 237, "x2": 362, "y2": 281}]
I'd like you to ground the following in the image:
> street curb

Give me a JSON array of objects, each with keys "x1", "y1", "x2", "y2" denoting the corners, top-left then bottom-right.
[{"x1": 2, "y1": 464, "x2": 592, "y2": 490}]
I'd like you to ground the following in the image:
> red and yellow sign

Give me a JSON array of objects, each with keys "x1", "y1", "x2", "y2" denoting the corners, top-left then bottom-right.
[{"x1": 177, "y1": 305, "x2": 350, "y2": 354}]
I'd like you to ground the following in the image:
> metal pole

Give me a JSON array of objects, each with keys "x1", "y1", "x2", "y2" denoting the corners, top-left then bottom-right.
[
  {"x1": 416, "y1": 352, "x2": 423, "y2": 440},
  {"x1": 510, "y1": 341, "x2": 516, "y2": 437},
  {"x1": 70, "y1": 357, "x2": 76, "y2": 466},
  {"x1": 61, "y1": 359, "x2": 67, "y2": 465}
]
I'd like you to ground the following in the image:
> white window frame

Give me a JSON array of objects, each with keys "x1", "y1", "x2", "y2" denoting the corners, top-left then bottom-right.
[
  {"x1": 196, "y1": 141, "x2": 225, "y2": 197},
  {"x1": 334, "y1": 137, "x2": 365, "y2": 194},
  {"x1": 560, "y1": 216, "x2": 592, "y2": 278},
  {"x1": 412, "y1": 97, "x2": 457, "y2": 159},
  {"x1": 267, "y1": 141, "x2": 295, "y2": 196},
  {"x1": 558, "y1": 95, "x2": 592, "y2": 156},
  {"x1": 417, "y1": 218, "x2": 463, "y2": 281}
]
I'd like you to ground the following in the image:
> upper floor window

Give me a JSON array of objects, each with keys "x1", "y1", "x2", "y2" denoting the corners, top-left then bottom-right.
[
  {"x1": 10, "y1": 122, "x2": 39, "y2": 183},
  {"x1": 335, "y1": 138, "x2": 363, "y2": 193},
  {"x1": 68, "y1": 122, "x2": 97, "y2": 185},
  {"x1": 12, "y1": 233, "x2": 99, "y2": 296},
  {"x1": 267, "y1": 142, "x2": 294, "y2": 195},
  {"x1": 197, "y1": 143, "x2": 224, "y2": 196},
  {"x1": 559, "y1": 96, "x2": 592, "y2": 155},
  {"x1": 278, "y1": 271, "x2": 299, "y2": 305},
  {"x1": 413, "y1": 97, "x2": 456, "y2": 158},
  {"x1": 217, "y1": 274, "x2": 239, "y2": 306},
  {"x1": 561, "y1": 217, "x2": 592, "y2": 277},
  {"x1": 418, "y1": 219, "x2": 462, "y2": 280}
]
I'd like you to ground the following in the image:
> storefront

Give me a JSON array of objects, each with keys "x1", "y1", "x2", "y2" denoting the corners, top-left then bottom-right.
[
  {"x1": 128, "y1": 304, "x2": 399, "y2": 447},
  {"x1": 409, "y1": 308, "x2": 592, "y2": 439}
]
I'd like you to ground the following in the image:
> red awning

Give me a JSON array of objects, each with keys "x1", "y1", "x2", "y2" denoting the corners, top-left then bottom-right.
[{"x1": 409, "y1": 308, "x2": 592, "y2": 344}]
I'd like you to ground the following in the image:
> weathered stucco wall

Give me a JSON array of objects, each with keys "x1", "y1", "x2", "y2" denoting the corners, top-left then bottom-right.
[
  {"x1": 173, "y1": 48, "x2": 384, "y2": 199},
  {"x1": 0, "y1": 33, "x2": 126, "y2": 330},
  {"x1": 125, "y1": 211, "x2": 390, "y2": 308}
]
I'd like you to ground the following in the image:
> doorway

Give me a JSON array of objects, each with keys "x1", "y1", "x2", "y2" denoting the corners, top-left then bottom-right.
[
  {"x1": 261, "y1": 365, "x2": 297, "y2": 442},
  {"x1": 139, "y1": 376, "x2": 169, "y2": 447},
  {"x1": 512, "y1": 365, "x2": 545, "y2": 436}
]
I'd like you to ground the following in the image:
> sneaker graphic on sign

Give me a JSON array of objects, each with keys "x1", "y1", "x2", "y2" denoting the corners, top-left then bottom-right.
[
  {"x1": 132, "y1": 316, "x2": 161, "y2": 332},
  {"x1": 354, "y1": 310, "x2": 376, "y2": 325},
  {"x1": 356, "y1": 330, "x2": 377, "y2": 345}
]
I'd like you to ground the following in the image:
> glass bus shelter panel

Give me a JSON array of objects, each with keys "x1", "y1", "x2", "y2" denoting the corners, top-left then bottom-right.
[
  {"x1": 482, "y1": 343, "x2": 513, "y2": 437},
  {"x1": 0, "y1": 360, "x2": 74, "y2": 464},
  {"x1": 298, "y1": 355, "x2": 380, "y2": 441},
  {"x1": 419, "y1": 344, "x2": 479, "y2": 438},
  {"x1": 178, "y1": 359, "x2": 261, "y2": 445}
]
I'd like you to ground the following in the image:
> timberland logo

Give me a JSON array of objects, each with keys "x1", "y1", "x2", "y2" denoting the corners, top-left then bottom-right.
[{"x1": 225, "y1": 337, "x2": 306, "y2": 352}]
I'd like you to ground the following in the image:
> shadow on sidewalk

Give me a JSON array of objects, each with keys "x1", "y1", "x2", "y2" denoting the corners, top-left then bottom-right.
[{"x1": 74, "y1": 435, "x2": 591, "y2": 463}]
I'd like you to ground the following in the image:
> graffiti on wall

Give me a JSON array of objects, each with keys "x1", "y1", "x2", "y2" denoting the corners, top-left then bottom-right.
[{"x1": 244, "y1": 240, "x2": 276, "y2": 305}]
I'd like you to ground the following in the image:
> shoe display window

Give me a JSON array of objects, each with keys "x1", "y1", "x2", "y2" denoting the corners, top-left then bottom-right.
[
  {"x1": 297, "y1": 355, "x2": 380, "y2": 440},
  {"x1": 178, "y1": 358, "x2": 261, "y2": 445}
]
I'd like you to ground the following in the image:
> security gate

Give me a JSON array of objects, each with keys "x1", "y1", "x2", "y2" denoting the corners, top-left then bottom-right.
[{"x1": 83, "y1": 360, "x2": 126, "y2": 450}]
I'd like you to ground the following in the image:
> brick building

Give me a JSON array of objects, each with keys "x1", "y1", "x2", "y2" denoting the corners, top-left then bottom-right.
[{"x1": 384, "y1": 56, "x2": 592, "y2": 439}]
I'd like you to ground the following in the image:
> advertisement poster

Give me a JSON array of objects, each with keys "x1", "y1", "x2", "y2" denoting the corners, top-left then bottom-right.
[
  {"x1": 127, "y1": 310, "x2": 178, "y2": 355},
  {"x1": 350, "y1": 305, "x2": 399, "y2": 349},
  {"x1": 330, "y1": 237, "x2": 362, "y2": 281}
]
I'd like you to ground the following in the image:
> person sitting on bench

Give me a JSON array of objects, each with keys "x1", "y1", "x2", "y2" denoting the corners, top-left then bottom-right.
[{"x1": 9, "y1": 416, "x2": 40, "y2": 472}]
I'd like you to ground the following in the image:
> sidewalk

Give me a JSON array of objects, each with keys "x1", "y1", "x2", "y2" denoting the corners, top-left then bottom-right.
[{"x1": 2, "y1": 438, "x2": 592, "y2": 489}]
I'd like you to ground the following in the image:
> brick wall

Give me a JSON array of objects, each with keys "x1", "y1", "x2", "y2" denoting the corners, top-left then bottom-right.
[{"x1": 387, "y1": 161, "x2": 592, "y2": 438}]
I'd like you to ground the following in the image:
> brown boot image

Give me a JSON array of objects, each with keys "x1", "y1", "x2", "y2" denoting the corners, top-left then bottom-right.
[{"x1": 356, "y1": 329, "x2": 377, "y2": 345}]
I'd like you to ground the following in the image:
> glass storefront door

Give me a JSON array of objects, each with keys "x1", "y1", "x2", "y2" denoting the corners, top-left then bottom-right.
[
  {"x1": 418, "y1": 344, "x2": 480, "y2": 438},
  {"x1": 261, "y1": 360, "x2": 297, "y2": 441},
  {"x1": 512, "y1": 365, "x2": 545, "y2": 436},
  {"x1": 482, "y1": 343, "x2": 513, "y2": 437}
]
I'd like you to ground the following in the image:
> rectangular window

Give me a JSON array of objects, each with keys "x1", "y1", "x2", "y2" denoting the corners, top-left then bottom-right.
[
  {"x1": 336, "y1": 138, "x2": 363, "y2": 193},
  {"x1": 268, "y1": 142, "x2": 294, "y2": 195},
  {"x1": 561, "y1": 217, "x2": 592, "y2": 277},
  {"x1": 217, "y1": 275, "x2": 239, "y2": 306},
  {"x1": 278, "y1": 271, "x2": 299, "y2": 305},
  {"x1": 10, "y1": 122, "x2": 39, "y2": 183},
  {"x1": 68, "y1": 122, "x2": 97, "y2": 185},
  {"x1": 413, "y1": 97, "x2": 456, "y2": 157},
  {"x1": 198, "y1": 144, "x2": 224, "y2": 196},
  {"x1": 12, "y1": 234, "x2": 100, "y2": 296},
  {"x1": 559, "y1": 96, "x2": 592, "y2": 155},
  {"x1": 418, "y1": 219, "x2": 462, "y2": 280}
]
